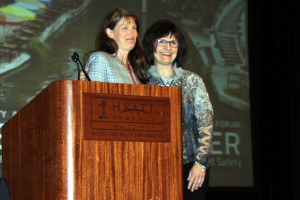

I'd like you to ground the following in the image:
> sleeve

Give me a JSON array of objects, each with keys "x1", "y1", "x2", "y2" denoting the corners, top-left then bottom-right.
[
  {"x1": 192, "y1": 74, "x2": 214, "y2": 169},
  {"x1": 85, "y1": 52, "x2": 110, "y2": 82}
]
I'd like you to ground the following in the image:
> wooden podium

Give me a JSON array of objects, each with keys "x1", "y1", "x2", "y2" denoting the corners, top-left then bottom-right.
[{"x1": 1, "y1": 80, "x2": 183, "y2": 200}]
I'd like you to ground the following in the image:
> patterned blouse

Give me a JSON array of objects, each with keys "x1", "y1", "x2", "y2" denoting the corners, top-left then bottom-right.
[
  {"x1": 145, "y1": 65, "x2": 214, "y2": 168},
  {"x1": 85, "y1": 51, "x2": 139, "y2": 84}
]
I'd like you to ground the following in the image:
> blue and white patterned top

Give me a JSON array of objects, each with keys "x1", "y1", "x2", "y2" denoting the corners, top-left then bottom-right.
[
  {"x1": 145, "y1": 65, "x2": 214, "y2": 168},
  {"x1": 85, "y1": 51, "x2": 139, "y2": 84}
]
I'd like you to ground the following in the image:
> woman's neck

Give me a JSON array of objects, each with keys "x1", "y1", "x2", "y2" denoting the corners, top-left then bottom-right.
[
  {"x1": 155, "y1": 64, "x2": 174, "y2": 78},
  {"x1": 117, "y1": 51, "x2": 129, "y2": 68}
]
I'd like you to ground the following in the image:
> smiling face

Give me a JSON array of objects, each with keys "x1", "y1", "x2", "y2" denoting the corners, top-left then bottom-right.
[
  {"x1": 153, "y1": 34, "x2": 178, "y2": 68},
  {"x1": 106, "y1": 17, "x2": 138, "y2": 54}
]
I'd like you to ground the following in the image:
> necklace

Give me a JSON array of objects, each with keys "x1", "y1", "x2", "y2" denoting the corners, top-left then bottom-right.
[{"x1": 159, "y1": 77, "x2": 174, "y2": 86}]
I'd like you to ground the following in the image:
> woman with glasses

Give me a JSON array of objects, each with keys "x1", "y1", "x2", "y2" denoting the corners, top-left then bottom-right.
[
  {"x1": 81, "y1": 7, "x2": 147, "y2": 84},
  {"x1": 142, "y1": 19, "x2": 214, "y2": 199}
]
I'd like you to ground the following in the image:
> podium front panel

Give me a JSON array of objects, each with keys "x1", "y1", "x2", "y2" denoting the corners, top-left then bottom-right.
[{"x1": 2, "y1": 80, "x2": 182, "y2": 200}]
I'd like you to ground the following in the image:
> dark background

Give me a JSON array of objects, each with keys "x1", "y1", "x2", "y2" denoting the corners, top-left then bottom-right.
[{"x1": 213, "y1": 0, "x2": 300, "y2": 200}]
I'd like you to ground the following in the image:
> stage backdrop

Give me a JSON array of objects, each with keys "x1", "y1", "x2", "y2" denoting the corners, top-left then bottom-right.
[{"x1": 0, "y1": 0, "x2": 252, "y2": 188}]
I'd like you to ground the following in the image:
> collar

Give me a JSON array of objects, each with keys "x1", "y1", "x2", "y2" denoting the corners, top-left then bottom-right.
[{"x1": 148, "y1": 65, "x2": 183, "y2": 79}]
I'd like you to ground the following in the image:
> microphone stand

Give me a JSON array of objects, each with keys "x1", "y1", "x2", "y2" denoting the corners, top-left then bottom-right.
[{"x1": 71, "y1": 52, "x2": 91, "y2": 81}]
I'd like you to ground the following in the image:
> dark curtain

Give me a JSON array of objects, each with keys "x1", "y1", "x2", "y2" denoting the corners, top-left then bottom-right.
[
  {"x1": 208, "y1": 1, "x2": 299, "y2": 199},
  {"x1": 248, "y1": 0, "x2": 299, "y2": 200}
]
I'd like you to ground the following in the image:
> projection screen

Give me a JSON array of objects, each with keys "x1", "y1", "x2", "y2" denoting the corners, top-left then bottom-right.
[{"x1": 0, "y1": 0, "x2": 252, "y2": 188}]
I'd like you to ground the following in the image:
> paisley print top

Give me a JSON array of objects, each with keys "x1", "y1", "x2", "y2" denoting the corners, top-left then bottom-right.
[{"x1": 146, "y1": 65, "x2": 214, "y2": 168}]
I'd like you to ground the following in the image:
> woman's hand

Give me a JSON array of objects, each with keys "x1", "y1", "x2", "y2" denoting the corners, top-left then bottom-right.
[{"x1": 187, "y1": 163, "x2": 206, "y2": 192}]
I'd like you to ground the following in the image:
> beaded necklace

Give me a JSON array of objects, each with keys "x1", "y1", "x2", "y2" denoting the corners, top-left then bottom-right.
[{"x1": 159, "y1": 77, "x2": 174, "y2": 86}]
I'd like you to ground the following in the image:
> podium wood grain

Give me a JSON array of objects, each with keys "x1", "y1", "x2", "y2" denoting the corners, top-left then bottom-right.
[{"x1": 2, "y1": 80, "x2": 182, "y2": 200}]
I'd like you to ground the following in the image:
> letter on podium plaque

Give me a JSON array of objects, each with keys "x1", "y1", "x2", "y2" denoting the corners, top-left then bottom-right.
[{"x1": 1, "y1": 80, "x2": 182, "y2": 199}]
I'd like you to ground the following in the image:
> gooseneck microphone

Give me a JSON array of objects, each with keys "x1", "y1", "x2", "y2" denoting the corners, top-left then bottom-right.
[{"x1": 71, "y1": 52, "x2": 91, "y2": 81}]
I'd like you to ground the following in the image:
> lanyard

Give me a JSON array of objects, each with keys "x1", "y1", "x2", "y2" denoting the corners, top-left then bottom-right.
[{"x1": 128, "y1": 67, "x2": 136, "y2": 84}]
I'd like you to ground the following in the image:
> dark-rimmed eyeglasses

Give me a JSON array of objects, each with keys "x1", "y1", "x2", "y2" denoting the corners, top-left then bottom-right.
[{"x1": 156, "y1": 38, "x2": 179, "y2": 48}]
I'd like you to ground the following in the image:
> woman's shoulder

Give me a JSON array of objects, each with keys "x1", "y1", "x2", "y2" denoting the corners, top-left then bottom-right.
[
  {"x1": 176, "y1": 67, "x2": 203, "y2": 82},
  {"x1": 89, "y1": 51, "x2": 113, "y2": 59},
  {"x1": 86, "y1": 51, "x2": 116, "y2": 67}
]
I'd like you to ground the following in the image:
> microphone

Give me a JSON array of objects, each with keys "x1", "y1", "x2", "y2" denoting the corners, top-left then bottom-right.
[{"x1": 71, "y1": 52, "x2": 91, "y2": 81}]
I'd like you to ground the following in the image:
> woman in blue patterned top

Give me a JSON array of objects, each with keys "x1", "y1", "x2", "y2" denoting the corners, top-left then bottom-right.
[
  {"x1": 82, "y1": 7, "x2": 147, "y2": 84},
  {"x1": 142, "y1": 19, "x2": 214, "y2": 199}
]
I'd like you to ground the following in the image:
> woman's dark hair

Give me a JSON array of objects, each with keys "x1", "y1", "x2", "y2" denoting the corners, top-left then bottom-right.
[
  {"x1": 84, "y1": 7, "x2": 147, "y2": 83},
  {"x1": 142, "y1": 19, "x2": 187, "y2": 67}
]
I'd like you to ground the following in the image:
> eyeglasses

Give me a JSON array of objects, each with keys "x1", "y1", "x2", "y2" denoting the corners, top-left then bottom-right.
[{"x1": 156, "y1": 38, "x2": 179, "y2": 48}]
